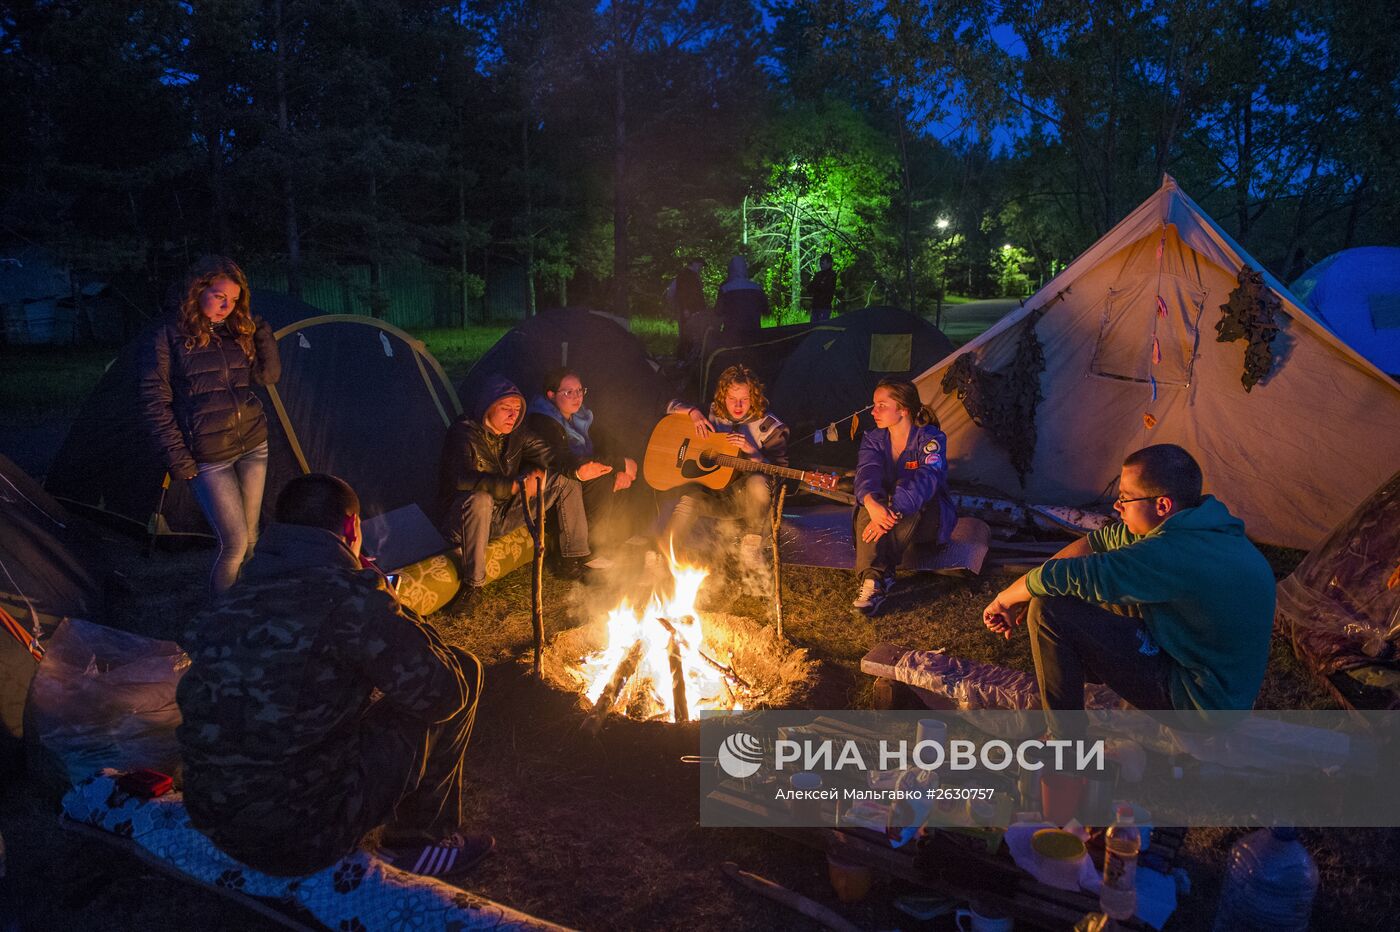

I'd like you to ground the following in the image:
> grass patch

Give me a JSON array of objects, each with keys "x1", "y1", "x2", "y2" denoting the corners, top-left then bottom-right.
[
  {"x1": 0, "y1": 345, "x2": 114, "y2": 424},
  {"x1": 407, "y1": 325, "x2": 511, "y2": 380},
  {"x1": 626, "y1": 316, "x2": 680, "y2": 357}
]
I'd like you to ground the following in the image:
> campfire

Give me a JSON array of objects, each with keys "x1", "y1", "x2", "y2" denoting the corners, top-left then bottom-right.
[{"x1": 541, "y1": 551, "x2": 813, "y2": 726}]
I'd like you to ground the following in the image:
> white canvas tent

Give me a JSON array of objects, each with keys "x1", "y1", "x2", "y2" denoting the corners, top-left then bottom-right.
[{"x1": 914, "y1": 176, "x2": 1400, "y2": 550}]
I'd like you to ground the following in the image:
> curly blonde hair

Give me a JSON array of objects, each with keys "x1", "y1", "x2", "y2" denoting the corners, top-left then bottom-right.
[
  {"x1": 711, "y1": 364, "x2": 768, "y2": 421},
  {"x1": 176, "y1": 255, "x2": 255, "y2": 358}
]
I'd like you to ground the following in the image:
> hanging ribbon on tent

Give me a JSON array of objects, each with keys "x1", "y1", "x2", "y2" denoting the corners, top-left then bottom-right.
[{"x1": 1144, "y1": 227, "x2": 1168, "y2": 428}]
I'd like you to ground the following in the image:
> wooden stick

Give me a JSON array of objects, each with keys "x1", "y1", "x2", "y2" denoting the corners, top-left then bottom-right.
[
  {"x1": 770, "y1": 482, "x2": 787, "y2": 640},
  {"x1": 666, "y1": 628, "x2": 689, "y2": 723},
  {"x1": 720, "y1": 861, "x2": 861, "y2": 932},
  {"x1": 585, "y1": 639, "x2": 646, "y2": 732},
  {"x1": 519, "y1": 477, "x2": 546, "y2": 677}
]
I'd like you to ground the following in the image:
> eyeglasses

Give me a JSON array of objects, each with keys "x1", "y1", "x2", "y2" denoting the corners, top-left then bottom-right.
[
  {"x1": 1114, "y1": 494, "x2": 1157, "y2": 506},
  {"x1": 557, "y1": 388, "x2": 587, "y2": 399}
]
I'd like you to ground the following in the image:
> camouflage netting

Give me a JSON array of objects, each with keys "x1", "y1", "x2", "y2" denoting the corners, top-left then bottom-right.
[
  {"x1": 1215, "y1": 267, "x2": 1281, "y2": 391},
  {"x1": 539, "y1": 612, "x2": 815, "y2": 720},
  {"x1": 1277, "y1": 470, "x2": 1400, "y2": 704},
  {"x1": 939, "y1": 309, "x2": 1045, "y2": 485}
]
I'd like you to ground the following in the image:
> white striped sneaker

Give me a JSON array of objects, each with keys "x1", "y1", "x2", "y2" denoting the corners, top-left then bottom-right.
[
  {"x1": 380, "y1": 831, "x2": 495, "y2": 880},
  {"x1": 851, "y1": 577, "x2": 886, "y2": 614}
]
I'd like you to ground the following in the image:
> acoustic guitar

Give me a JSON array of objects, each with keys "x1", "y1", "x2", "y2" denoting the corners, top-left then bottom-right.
[{"x1": 643, "y1": 413, "x2": 842, "y2": 496}]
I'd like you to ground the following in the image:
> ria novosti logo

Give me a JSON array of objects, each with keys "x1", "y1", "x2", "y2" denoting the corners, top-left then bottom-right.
[{"x1": 717, "y1": 732, "x2": 764, "y2": 778}]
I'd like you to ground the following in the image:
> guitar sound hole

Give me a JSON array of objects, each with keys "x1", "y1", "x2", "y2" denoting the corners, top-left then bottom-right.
[{"x1": 697, "y1": 452, "x2": 717, "y2": 468}]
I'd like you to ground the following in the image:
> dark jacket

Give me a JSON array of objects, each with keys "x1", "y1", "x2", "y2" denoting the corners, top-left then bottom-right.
[
  {"x1": 809, "y1": 267, "x2": 837, "y2": 311},
  {"x1": 525, "y1": 398, "x2": 627, "y2": 478},
  {"x1": 673, "y1": 266, "x2": 707, "y2": 319},
  {"x1": 176, "y1": 522, "x2": 472, "y2": 875},
  {"x1": 138, "y1": 313, "x2": 281, "y2": 479},
  {"x1": 854, "y1": 422, "x2": 956, "y2": 544},
  {"x1": 437, "y1": 375, "x2": 556, "y2": 514},
  {"x1": 716, "y1": 256, "x2": 767, "y2": 336}
]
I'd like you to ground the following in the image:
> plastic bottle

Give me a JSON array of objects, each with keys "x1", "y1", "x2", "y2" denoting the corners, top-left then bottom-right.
[
  {"x1": 1211, "y1": 827, "x2": 1318, "y2": 931},
  {"x1": 1100, "y1": 804, "x2": 1140, "y2": 920}
]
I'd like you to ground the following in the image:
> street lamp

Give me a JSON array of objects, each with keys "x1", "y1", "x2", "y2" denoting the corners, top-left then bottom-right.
[{"x1": 936, "y1": 217, "x2": 950, "y2": 231}]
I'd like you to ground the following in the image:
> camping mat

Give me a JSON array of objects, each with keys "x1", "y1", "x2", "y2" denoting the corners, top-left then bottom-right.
[
  {"x1": 777, "y1": 505, "x2": 989, "y2": 574},
  {"x1": 61, "y1": 770, "x2": 570, "y2": 932},
  {"x1": 392, "y1": 527, "x2": 533, "y2": 616}
]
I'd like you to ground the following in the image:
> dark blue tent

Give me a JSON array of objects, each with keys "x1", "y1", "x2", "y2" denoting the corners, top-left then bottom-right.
[
  {"x1": 459, "y1": 308, "x2": 670, "y2": 459},
  {"x1": 769, "y1": 306, "x2": 954, "y2": 467}
]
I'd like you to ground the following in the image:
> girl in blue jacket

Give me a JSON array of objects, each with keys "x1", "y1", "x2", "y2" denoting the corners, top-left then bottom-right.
[{"x1": 851, "y1": 379, "x2": 956, "y2": 614}]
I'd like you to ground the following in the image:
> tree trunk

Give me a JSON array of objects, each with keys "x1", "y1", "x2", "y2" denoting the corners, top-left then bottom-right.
[
  {"x1": 459, "y1": 170, "x2": 470, "y2": 326},
  {"x1": 209, "y1": 128, "x2": 230, "y2": 252},
  {"x1": 523, "y1": 115, "x2": 536, "y2": 317},
  {"x1": 1342, "y1": 174, "x2": 1369, "y2": 250},
  {"x1": 274, "y1": 0, "x2": 301, "y2": 298},
  {"x1": 897, "y1": 115, "x2": 915, "y2": 312},
  {"x1": 789, "y1": 197, "x2": 801, "y2": 321},
  {"x1": 611, "y1": 6, "x2": 629, "y2": 315},
  {"x1": 368, "y1": 171, "x2": 383, "y2": 318}
]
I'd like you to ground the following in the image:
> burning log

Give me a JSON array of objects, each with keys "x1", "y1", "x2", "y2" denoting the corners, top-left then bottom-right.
[
  {"x1": 660, "y1": 616, "x2": 751, "y2": 691},
  {"x1": 666, "y1": 628, "x2": 689, "y2": 723},
  {"x1": 584, "y1": 639, "x2": 646, "y2": 733}
]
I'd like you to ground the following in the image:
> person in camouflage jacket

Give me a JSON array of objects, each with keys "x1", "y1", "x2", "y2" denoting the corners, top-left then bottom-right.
[{"x1": 176, "y1": 474, "x2": 489, "y2": 878}]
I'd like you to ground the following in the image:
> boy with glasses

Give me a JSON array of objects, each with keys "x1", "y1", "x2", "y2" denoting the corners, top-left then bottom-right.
[{"x1": 980, "y1": 444, "x2": 1275, "y2": 726}]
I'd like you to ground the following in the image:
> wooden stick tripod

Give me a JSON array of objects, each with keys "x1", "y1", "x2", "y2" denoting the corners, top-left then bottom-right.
[
  {"x1": 769, "y1": 481, "x2": 788, "y2": 641},
  {"x1": 518, "y1": 475, "x2": 546, "y2": 677}
]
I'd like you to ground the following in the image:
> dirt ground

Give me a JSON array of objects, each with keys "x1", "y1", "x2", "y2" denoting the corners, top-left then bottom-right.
[
  {"x1": 3, "y1": 516, "x2": 1394, "y2": 931},
  {"x1": 2, "y1": 338, "x2": 1393, "y2": 930}
]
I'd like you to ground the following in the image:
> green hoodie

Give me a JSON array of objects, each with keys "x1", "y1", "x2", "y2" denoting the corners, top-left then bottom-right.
[{"x1": 1025, "y1": 495, "x2": 1275, "y2": 712}]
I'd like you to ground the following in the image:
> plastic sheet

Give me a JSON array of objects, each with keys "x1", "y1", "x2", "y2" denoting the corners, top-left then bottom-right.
[
  {"x1": 1276, "y1": 470, "x2": 1400, "y2": 677},
  {"x1": 889, "y1": 649, "x2": 1129, "y2": 713},
  {"x1": 27, "y1": 618, "x2": 188, "y2": 784}
]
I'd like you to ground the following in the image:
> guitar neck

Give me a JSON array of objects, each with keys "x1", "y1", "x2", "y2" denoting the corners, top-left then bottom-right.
[{"x1": 712, "y1": 452, "x2": 808, "y2": 483}]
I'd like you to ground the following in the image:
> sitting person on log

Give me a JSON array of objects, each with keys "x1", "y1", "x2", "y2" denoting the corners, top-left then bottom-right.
[
  {"x1": 526, "y1": 366, "x2": 638, "y2": 553},
  {"x1": 981, "y1": 444, "x2": 1275, "y2": 730},
  {"x1": 851, "y1": 378, "x2": 957, "y2": 615},
  {"x1": 176, "y1": 474, "x2": 492, "y2": 881},
  {"x1": 663, "y1": 364, "x2": 789, "y2": 563},
  {"x1": 438, "y1": 375, "x2": 592, "y2": 612}
]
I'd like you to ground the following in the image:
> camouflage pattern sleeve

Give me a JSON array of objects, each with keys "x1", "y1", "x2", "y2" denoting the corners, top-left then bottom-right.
[{"x1": 336, "y1": 584, "x2": 471, "y2": 724}]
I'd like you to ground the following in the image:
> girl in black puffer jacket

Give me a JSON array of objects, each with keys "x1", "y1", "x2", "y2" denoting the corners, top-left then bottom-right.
[{"x1": 139, "y1": 256, "x2": 281, "y2": 593}]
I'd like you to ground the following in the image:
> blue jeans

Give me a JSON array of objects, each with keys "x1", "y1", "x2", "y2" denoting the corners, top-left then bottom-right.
[{"x1": 192, "y1": 442, "x2": 270, "y2": 594}]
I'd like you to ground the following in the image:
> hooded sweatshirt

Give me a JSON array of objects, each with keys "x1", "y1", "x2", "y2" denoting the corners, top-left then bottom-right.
[
  {"x1": 716, "y1": 255, "x2": 767, "y2": 335},
  {"x1": 1025, "y1": 495, "x2": 1275, "y2": 712},
  {"x1": 437, "y1": 375, "x2": 556, "y2": 514}
]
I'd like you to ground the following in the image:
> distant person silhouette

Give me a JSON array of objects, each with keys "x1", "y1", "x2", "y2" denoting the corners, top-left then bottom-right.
[
  {"x1": 715, "y1": 255, "x2": 767, "y2": 341},
  {"x1": 809, "y1": 253, "x2": 837, "y2": 322}
]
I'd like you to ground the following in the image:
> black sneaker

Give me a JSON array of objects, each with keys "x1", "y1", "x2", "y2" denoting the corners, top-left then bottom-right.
[
  {"x1": 379, "y1": 831, "x2": 495, "y2": 880},
  {"x1": 552, "y1": 556, "x2": 591, "y2": 581},
  {"x1": 438, "y1": 584, "x2": 483, "y2": 615}
]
